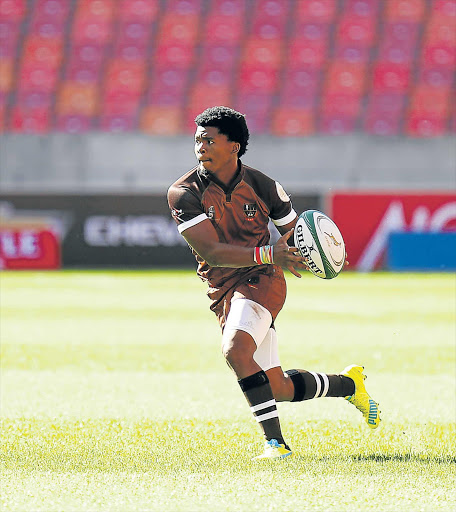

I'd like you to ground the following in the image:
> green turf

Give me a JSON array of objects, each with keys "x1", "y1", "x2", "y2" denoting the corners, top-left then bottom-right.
[{"x1": 1, "y1": 270, "x2": 455, "y2": 512}]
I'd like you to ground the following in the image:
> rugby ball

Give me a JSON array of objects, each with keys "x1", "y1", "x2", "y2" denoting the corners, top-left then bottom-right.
[{"x1": 294, "y1": 210, "x2": 346, "y2": 279}]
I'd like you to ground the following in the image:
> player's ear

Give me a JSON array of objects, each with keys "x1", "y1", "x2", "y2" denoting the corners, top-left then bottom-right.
[{"x1": 232, "y1": 143, "x2": 240, "y2": 153}]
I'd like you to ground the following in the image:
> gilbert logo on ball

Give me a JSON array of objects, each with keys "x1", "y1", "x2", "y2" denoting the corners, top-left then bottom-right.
[{"x1": 294, "y1": 210, "x2": 346, "y2": 279}]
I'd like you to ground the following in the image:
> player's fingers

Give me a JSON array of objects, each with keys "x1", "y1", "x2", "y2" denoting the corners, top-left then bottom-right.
[
  {"x1": 279, "y1": 228, "x2": 294, "y2": 243},
  {"x1": 288, "y1": 265, "x2": 302, "y2": 278}
]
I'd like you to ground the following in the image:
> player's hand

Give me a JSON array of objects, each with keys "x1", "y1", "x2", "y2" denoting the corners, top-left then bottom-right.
[{"x1": 273, "y1": 228, "x2": 309, "y2": 278}]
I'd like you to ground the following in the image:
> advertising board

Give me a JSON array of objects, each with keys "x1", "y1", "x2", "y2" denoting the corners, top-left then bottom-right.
[
  {"x1": 0, "y1": 194, "x2": 320, "y2": 268},
  {"x1": 330, "y1": 192, "x2": 456, "y2": 271}
]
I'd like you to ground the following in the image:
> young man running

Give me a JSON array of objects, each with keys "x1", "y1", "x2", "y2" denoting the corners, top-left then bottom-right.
[{"x1": 168, "y1": 106, "x2": 381, "y2": 460}]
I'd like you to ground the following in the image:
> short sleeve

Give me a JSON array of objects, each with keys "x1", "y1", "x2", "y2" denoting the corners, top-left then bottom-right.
[
  {"x1": 167, "y1": 184, "x2": 209, "y2": 234},
  {"x1": 269, "y1": 181, "x2": 297, "y2": 226}
]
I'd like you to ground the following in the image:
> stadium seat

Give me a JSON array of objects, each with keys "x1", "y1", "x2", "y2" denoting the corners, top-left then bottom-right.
[
  {"x1": 372, "y1": 63, "x2": 412, "y2": 93},
  {"x1": 385, "y1": 0, "x2": 425, "y2": 22},
  {"x1": 364, "y1": 93, "x2": 405, "y2": 135},
  {"x1": 104, "y1": 60, "x2": 145, "y2": 95},
  {"x1": 118, "y1": 0, "x2": 160, "y2": 22},
  {"x1": 419, "y1": 67, "x2": 454, "y2": 88},
  {"x1": 146, "y1": 67, "x2": 189, "y2": 105},
  {"x1": 425, "y1": 15, "x2": 456, "y2": 46},
  {"x1": 32, "y1": 0, "x2": 70, "y2": 21},
  {"x1": 409, "y1": 85, "x2": 451, "y2": 117},
  {"x1": 10, "y1": 106, "x2": 50, "y2": 133},
  {"x1": 72, "y1": 16, "x2": 113, "y2": 45},
  {"x1": 294, "y1": 0, "x2": 337, "y2": 23},
  {"x1": 241, "y1": 39, "x2": 283, "y2": 70},
  {"x1": 0, "y1": 0, "x2": 26, "y2": 21},
  {"x1": 320, "y1": 115, "x2": 357, "y2": 135},
  {"x1": 56, "y1": 114, "x2": 92, "y2": 133},
  {"x1": 17, "y1": 65, "x2": 59, "y2": 93},
  {"x1": 154, "y1": 43, "x2": 195, "y2": 69},
  {"x1": 279, "y1": 69, "x2": 321, "y2": 107},
  {"x1": 165, "y1": 0, "x2": 203, "y2": 15},
  {"x1": 250, "y1": 0, "x2": 291, "y2": 39},
  {"x1": 334, "y1": 44, "x2": 371, "y2": 63},
  {"x1": 56, "y1": 82, "x2": 98, "y2": 116},
  {"x1": 76, "y1": 0, "x2": 115, "y2": 21},
  {"x1": 22, "y1": 36, "x2": 63, "y2": 69},
  {"x1": 99, "y1": 114, "x2": 137, "y2": 132},
  {"x1": 204, "y1": 14, "x2": 246, "y2": 44},
  {"x1": 198, "y1": 45, "x2": 239, "y2": 72},
  {"x1": 102, "y1": 91, "x2": 140, "y2": 115},
  {"x1": 238, "y1": 68, "x2": 278, "y2": 95},
  {"x1": 156, "y1": 13, "x2": 198, "y2": 45},
  {"x1": 0, "y1": 59, "x2": 13, "y2": 93},
  {"x1": 16, "y1": 90, "x2": 52, "y2": 109},
  {"x1": 0, "y1": 20, "x2": 21, "y2": 58},
  {"x1": 406, "y1": 114, "x2": 447, "y2": 137},
  {"x1": 336, "y1": 14, "x2": 377, "y2": 47},
  {"x1": 271, "y1": 107, "x2": 315, "y2": 136},
  {"x1": 421, "y1": 45, "x2": 455, "y2": 69},
  {"x1": 233, "y1": 94, "x2": 272, "y2": 133},
  {"x1": 324, "y1": 62, "x2": 366, "y2": 95},
  {"x1": 287, "y1": 35, "x2": 329, "y2": 68},
  {"x1": 140, "y1": 105, "x2": 182, "y2": 135},
  {"x1": 321, "y1": 94, "x2": 362, "y2": 117}
]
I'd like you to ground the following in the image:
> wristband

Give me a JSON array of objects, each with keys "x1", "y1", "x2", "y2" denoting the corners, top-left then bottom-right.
[{"x1": 254, "y1": 245, "x2": 274, "y2": 265}]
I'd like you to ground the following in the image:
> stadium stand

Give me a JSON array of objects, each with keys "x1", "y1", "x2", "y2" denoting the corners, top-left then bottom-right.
[{"x1": 0, "y1": 0, "x2": 454, "y2": 135}]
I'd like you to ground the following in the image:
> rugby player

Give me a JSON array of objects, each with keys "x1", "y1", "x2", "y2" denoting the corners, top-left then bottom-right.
[{"x1": 168, "y1": 106, "x2": 381, "y2": 460}]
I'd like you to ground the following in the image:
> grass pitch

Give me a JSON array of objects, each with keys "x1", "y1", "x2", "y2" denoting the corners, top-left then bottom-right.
[{"x1": 1, "y1": 269, "x2": 455, "y2": 512}]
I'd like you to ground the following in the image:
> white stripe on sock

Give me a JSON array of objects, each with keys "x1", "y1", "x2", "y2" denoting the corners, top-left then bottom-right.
[
  {"x1": 255, "y1": 410, "x2": 279, "y2": 423},
  {"x1": 309, "y1": 371, "x2": 321, "y2": 398},
  {"x1": 250, "y1": 399, "x2": 276, "y2": 413},
  {"x1": 320, "y1": 373, "x2": 330, "y2": 398}
]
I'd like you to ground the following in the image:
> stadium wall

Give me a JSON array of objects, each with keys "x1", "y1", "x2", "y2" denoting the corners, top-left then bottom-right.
[{"x1": 0, "y1": 134, "x2": 455, "y2": 193}]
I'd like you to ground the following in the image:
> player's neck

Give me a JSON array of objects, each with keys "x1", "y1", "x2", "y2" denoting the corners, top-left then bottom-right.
[{"x1": 213, "y1": 158, "x2": 240, "y2": 188}]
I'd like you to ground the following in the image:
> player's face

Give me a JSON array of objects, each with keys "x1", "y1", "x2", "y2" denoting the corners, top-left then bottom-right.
[{"x1": 194, "y1": 126, "x2": 238, "y2": 175}]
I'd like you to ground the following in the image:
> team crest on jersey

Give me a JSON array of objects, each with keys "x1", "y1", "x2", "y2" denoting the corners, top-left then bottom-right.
[
  {"x1": 207, "y1": 206, "x2": 215, "y2": 219},
  {"x1": 243, "y1": 203, "x2": 257, "y2": 220}
]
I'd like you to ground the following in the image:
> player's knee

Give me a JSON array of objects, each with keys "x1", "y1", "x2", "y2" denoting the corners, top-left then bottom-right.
[{"x1": 221, "y1": 339, "x2": 252, "y2": 371}]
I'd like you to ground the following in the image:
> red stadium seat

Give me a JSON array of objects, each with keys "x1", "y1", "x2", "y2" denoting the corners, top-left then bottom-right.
[
  {"x1": 22, "y1": 36, "x2": 63, "y2": 69},
  {"x1": 204, "y1": 14, "x2": 246, "y2": 44},
  {"x1": 118, "y1": 0, "x2": 160, "y2": 22},
  {"x1": 0, "y1": 0, "x2": 26, "y2": 21},
  {"x1": 336, "y1": 15, "x2": 377, "y2": 47},
  {"x1": 16, "y1": 90, "x2": 52, "y2": 109},
  {"x1": 233, "y1": 94, "x2": 273, "y2": 133},
  {"x1": 140, "y1": 105, "x2": 182, "y2": 135},
  {"x1": 424, "y1": 15, "x2": 456, "y2": 46},
  {"x1": 320, "y1": 115, "x2": 357, "y2": 135},
  {"x1": 56, "y1": 114, "x2": 92, "y2": 133},
  {"x1": 419, "y1": 67, "x2": 454, "y2": 88},
  {"x1": 198, "y1": 45, "x2": 239, "y2": 71},
  {"x1": 210, "y1": 0, "x2": 246, "y2": 16},
  {"x1": 279, "y1": 69, "x2": 321, "y2": 107},
  {"x1": 334, "y1": 44, "x2": 371, "y2": 63},
  {"x1": 295, "y1": 0, "x2": 337, "y2": 23},
  {"x1": 344, "y1": 0, "x2": 380, "y2": 17},
  {"x1": 324, "y1": 62, "x2": 366, "y2": 95},
  {"x1": 241, "y1": 39, "x2": 283, "y2": 70},
  {"x1": 372, "y1": 63, "x2": 412, "y2": 93},
  {"x1": 287, "y1": 28, "x2": 329, "y2": 68},
  {"x1": 364, "y1": 93, "x2": 405, "y2": 135},
  {"x1": 166, "y1": 0, "x2": 203, "y2": 15},
  {"x1": 72, "y1": 17, "x2": 113, "y2": 45},
  {"x1": 32, "y1": 0, "x2": 70, "y2": 21},
  {"x1": 10, "y1": 106, "x2": 50, "y2": 133},
  {"x1": 102, "y1": 91, "x2": 140, "y2": 115},
  {"x1": 17, "y1": 65, "x2": 59, "y2": 93},
  {"x1": 250, "y1": 0, "x2": 291, "y2": 39},
  {"x1": 409, "y1": 85, "x2": 451, "y2": 117},
  {"x1": 406, "y1": 114, "x2": 447, "y2": 137},
  {"x1": 104, "y1": 60, "x2": 145, "y2": 95},
  {"x1": 321, "y1": 94, "x2": 362, "y2": 117},
  {"x1": 0, "y1": 20, "x2": 21, "y2": 58},
  {"x1": 156, "y1": 13, "x2": 199, "y2": 45},
  {"x1": 76, "y1": 0, "x2": 115, "y2": 21},
  {"x1": 154, "y1": 43, "x2": 195, "y2": 69},
  {"x1": 146, "y1": 67, "x2": 189, "y2": 105},
  {"x1": 56, "y1": 82, "x2": 98, "y2": 115},
  {"x1": 421, "y1": 45, "x2": 456, "y2": 69},
  {"x1": 0, "y1": 59, "x2": 13, "y2": 92},
  {"x1": 271, "y1": 107, "x2": 315, "y2": 136},
  {"x1": 385, "y1": 0, "x2": 425, "y2": 22},
  {"x1": 99, "y1": 113, "x2": 137, "y2": 132},
  {"x1": 238, "y1": 68, "x2": 278, "y2": 94},
  {"x1": 434, "y1": 0, "x2": 456, "y2": 18},
  {"x1": 115, "y1": 21, "x2": 153, "y2": 49}
]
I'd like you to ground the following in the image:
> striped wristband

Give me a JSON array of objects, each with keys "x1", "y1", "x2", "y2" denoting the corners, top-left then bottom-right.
[{"x1": 254, "y1": 245, "x2": 274, "y2": 265}]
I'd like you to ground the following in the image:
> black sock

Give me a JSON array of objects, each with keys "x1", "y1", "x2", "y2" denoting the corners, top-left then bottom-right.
[
  {"x1": 238, "y1": 370, "x2": 285, "y2": 444},
  {"x1": 285, "y1": 369, "x2": 355, "y2": 402}
]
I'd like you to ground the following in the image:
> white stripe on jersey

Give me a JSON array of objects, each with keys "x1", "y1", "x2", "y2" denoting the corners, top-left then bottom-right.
[
  {"x1": 178, "y1": 213, "x2": 209, "y2": 233},
  {"x1": 272, "y1": 209, "x2": 297, "y2": 227}
]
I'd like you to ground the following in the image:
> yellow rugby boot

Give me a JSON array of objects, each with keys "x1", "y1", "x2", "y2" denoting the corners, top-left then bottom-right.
[
  {"x1": 252, "y1": 439, "x2": 292, "y2": 460},
  {"x1": 341, "y1": 364, "x2": 381, "y2": 429}
]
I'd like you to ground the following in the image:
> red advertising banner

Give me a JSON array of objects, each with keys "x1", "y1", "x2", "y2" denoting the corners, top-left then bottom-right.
[
  {"x1": 330, "y1": 192, "x2": 456, "y2": 271},
  {"x1": 0, "y1": 226, "x2": 60, "y2": 270}
]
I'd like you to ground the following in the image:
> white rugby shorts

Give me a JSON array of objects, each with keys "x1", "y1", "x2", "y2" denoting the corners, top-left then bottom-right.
[{"x1": 222, "y1": 298, "x2": 280, "y2": 371}]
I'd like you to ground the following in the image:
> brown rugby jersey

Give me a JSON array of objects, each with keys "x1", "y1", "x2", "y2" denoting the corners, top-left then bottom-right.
[{"x1": 167, "y1": 161, "x2": 297, "y2": 292}]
